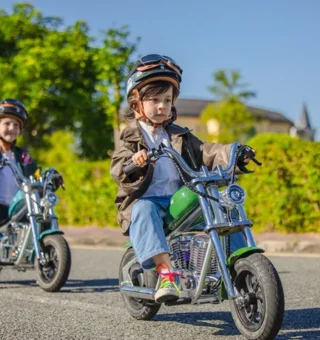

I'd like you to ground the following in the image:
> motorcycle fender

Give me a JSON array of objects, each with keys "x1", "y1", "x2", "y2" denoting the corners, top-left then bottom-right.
[
  {"x1": 220, "y1": 247, "x2": 265, "y2": 301},
  {"x1": 227, "y1": 247, "x2": 265, "y2": 267},
  {"x1": 38, "y1": 229, "x2": 64, "y2": 242},
  {"x1": 29, "y1": 230, "x2": 64, "y2": 263}
]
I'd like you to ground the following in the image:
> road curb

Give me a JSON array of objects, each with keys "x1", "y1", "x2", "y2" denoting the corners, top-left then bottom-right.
[
  {"x1": 255, "y1": 239, "x2": 320, "y2": 254},
  {"x1": 61, "y1": 227, "x2": 320, "y2": 254}
]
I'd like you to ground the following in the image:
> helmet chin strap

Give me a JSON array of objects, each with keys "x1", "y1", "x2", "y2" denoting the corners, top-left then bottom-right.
[
  {"x1": 0, "y1": 136, "x2": 16, "y2": 151},
  {"x1": 132, "y1": 89, "x2": 177, "y2": 131}
]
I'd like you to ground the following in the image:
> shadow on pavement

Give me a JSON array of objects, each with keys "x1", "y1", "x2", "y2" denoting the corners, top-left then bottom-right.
[
  {"x1": 155, "y1": 311, "x2": 238, "y2": 336},
  {"x1": 155, "y1": 308, "x2": 320, "y2": 338},
  {"x1": 0, "y1": 279, "x2": 36, "y2": 289},
  {"x1": 0, "y1": 278, "x2": 119, "y2": 293},
  {"x1": 277, "y1": 307, "x2": 320, "y2": 339},
  {"x1": 62, "y1": 278, "x2": 119, "y2": 293}
]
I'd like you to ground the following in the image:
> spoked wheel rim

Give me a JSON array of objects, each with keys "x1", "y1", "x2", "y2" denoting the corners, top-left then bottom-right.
[
  {"x1": 39, "y1": 245, "x2": 59, "y2": 282},
  {"x1": 234, "y1": 269, "x2": 265, "y2": 331}
]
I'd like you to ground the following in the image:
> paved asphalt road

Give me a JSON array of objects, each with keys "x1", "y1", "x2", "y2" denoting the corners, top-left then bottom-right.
[{"x1": 0, "y1": 247, "x2": 319, "y2": 340}]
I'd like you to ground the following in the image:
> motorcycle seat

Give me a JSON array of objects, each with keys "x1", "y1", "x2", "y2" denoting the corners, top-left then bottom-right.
[
  {"x1": 0, "y1": 206, "x2": 28, "y2": 232},
  {"x1": 0, "y1": 217, "x2": 10, "y2": 230}
]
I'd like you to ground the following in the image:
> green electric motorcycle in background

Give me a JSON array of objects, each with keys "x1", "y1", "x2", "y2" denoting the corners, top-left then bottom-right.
[
  {"x1": 119, "y1": 142, "x2": 284, "y2": 340},
  {"x1": 0, "y1": 159, "x2": 71, "y2": 292}
]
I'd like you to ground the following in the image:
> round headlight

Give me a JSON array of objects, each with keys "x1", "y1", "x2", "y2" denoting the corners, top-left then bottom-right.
[
  {"x1": 47, "y1": 192, "x2": 58, "y2": 206},
  {"x1": 40, "y1": 192, "x2": 59, "y2": 208},
  {"x1": 219, "y1": 184, "x2": 246, "y2": 208}
]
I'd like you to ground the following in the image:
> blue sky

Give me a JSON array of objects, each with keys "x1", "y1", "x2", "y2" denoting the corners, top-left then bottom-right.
[{"x1": 2, "y1": 0, "x2": 320, "y2": 140}]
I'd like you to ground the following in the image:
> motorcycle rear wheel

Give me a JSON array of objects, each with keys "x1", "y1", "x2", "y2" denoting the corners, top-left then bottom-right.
[
  {"x1": 230, "y1": 253, "x2": 284, "y2": 340},
  {"x1": 119, "y1": 247, "x2": 160, "y2": 320},
  {"x1": 35, "y1": 235, "x2": 71, "y2": 292}
]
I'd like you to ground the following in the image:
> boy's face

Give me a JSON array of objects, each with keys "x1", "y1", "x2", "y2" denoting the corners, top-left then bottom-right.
[
  {"x1": 142, "y1": 86, "x2": 173, "y2": 124},
  {"x1": 0, "y1": 117, "x2": 21, "y2": 143}
]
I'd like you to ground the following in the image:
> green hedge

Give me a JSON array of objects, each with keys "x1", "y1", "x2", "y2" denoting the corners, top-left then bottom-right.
[
  {"x1": 52, "y1": 160, "x2": 118, "y2": 226},
  {"x1": 239, "y1": 133, "x2": 320, "y2": 233},
  {"x1": 33, "y1": 131, "x2": 118, "y2": 227}
]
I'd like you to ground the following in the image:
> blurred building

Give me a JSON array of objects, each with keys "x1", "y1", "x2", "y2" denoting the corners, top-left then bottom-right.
[
  {"x1": 290, "y1": 103, "x2": 316, "y2": 141},
  {"x1": 174, "y1": 98, "x2": 294, "y2": 139}
]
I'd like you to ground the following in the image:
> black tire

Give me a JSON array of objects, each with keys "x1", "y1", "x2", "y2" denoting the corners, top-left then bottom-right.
[
  {"x1": 230, "y1": 253, "x2": 284, "y2": 340},
  {"x1": 119, "y1": 248, "x2": 160, "y2": 320},
  {"x1": 35, "y1": 235, "x2": 71, "y2": 292}
]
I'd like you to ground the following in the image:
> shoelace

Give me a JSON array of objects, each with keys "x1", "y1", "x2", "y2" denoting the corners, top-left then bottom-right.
[{"x1": 155, "y1": 264, "x2": 184, "y2": 293}]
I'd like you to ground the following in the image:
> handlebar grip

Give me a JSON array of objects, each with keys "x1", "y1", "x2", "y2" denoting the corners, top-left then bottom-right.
[
  {"x1": 240, "y1": 146, "x2": 262, "y2": 167},
  {"x1": 251, "y1": 157, "x2": 262, "y2": 166},
  {"x1": 123, "y1": 160, "x2": 142, "y2": 176},
  {"x1": 123, "y1": 148, "x2": 157, "y2": 176}
]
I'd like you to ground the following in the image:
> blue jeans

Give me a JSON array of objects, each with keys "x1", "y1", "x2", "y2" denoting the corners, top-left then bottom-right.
[
  {"x1": 129, "y1": 196, "x2": 170, "y2": 270},
  {"x1": 129, "y1": 196, "x2": 247, "y2": 270}
]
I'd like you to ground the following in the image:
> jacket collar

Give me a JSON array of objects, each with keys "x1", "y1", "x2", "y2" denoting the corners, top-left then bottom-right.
[
  {"x1": 0, "y1": 146, "x2": 20, "y2": 160},
  {"x1": 120, "y1": 120, "x2": 189, "y2": 143}
]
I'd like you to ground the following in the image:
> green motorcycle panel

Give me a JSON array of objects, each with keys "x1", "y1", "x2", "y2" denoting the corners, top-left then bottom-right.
[
  {"x1": 165, "y1": 186, "x2": 201, "y2": 229},
  {"x1": 8, "y1": 190, "x2": 25, "y2": 218}
]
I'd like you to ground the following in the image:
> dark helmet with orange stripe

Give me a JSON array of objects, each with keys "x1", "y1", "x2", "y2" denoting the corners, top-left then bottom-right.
[
  {"x1": 0, "y1": 98, "x2": 28, "y2": 129},
  {"x1": 126, "y1": 54, "x2": 183, "y2": 99}
]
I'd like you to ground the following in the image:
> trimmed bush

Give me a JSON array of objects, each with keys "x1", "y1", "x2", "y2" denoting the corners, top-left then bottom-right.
[
  {"x1": 53, "y1": 160, "x2": 118, "y2": 226},
  {"x1": 239, "y1": 133, "x2": 320, "y2": 232},
  {"x1": 34, "y1": 131, "x2": 118, "y2": 226}
]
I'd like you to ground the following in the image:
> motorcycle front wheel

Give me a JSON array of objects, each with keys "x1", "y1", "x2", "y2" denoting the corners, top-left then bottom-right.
[
  {"x1": 230, "y1": 253, "x2": 285, "y2": 340},
  {"x1": 119, "y1": 247, "x2": 160, "y2": 320},
  {"x1": 35, "y1": 234, "x2": 71, "y2": 292}
]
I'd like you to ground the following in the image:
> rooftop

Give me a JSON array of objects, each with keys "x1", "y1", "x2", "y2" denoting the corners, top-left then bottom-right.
[{"x1": 174, "y1": 98, "x2": 294, "y2": 124}]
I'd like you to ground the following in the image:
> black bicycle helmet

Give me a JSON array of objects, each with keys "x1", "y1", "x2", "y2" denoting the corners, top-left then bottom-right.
[
  {"x1": 0, "y1": 98, "x2": 28, "y2": 129},
  {"x1": 126, "y1": 54, "x2": 183, "y2": 98}
]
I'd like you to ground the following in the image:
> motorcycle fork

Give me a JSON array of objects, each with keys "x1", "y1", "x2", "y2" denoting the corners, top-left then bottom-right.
[
  {"x1": 48, "y1": 206, "x2": 59, "y2": 230},
  {"x1": 193, "y1": 181, "x2": 238, "y2": 300},
  {"x1": 22, "y1": 184, "x2": 45, "y2": 263},
  {"x1": 237, "y1": 205, "x2": 256, "y2": 247},
  {"x1": 13, "y1": 224, "x2": 33, "y2": 266}
]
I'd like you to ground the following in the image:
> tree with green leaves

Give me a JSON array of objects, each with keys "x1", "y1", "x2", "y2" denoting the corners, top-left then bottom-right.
[
  {"x1": 0, "y1": 3, "x2": 139, "y2": 159},
  {"x1": 93, "y1": 27, "x2": 140, "y2": 151},
  {"x1": 208, "y1": 70, "x2": 256, "y2": 102},
  {"x1": 201, "y1": 70, "x2": 256, "y2": 143}
]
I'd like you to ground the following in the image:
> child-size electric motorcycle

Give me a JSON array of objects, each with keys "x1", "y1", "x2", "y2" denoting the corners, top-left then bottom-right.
[
  {"x1": 119, "y1": 142, "x2": 284, "y2": 340},
  {"x1": 0, "y1": 159, "x2": 71, "y2": 292}
]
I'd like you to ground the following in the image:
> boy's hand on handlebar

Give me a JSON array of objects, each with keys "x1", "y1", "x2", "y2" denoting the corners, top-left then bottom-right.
[
  {"x1": 243, "y1": 149, "x2": 256, "y2": 163},
  {"x1": 132, "y1": 150, "x2": 148, "y2": 167},
  {"x1": 237, "y1": 145, "x2": 262, "y2": 173},
  {"x1": 52, "y1": 171, "x2": 65, "y2": 191},
  {"x1": 238, "y1": 145, "x2": 256, "y2": 164}
]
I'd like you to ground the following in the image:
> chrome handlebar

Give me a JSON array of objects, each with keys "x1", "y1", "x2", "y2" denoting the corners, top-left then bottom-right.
[
  {"x1": 0, "y1": 159, "x2": 32, "y2": 185},
  {"x1": 160, "y1": 142, "x2": 241, "y2": 178},
  {"x1": 0, "y1": 159, "x2": 58, "y2": 190},
  {"x1": 123, "y1": 142, "x2": 242, "y2": 178}
]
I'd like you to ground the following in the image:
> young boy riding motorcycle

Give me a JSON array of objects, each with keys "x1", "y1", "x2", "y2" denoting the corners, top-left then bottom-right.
[
  {"x1": 111, "y1": 54, "x2": 255, "y2": 303},
  {"x1": 0, "y1": 99, "x2": 38, "y2": 224}
]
